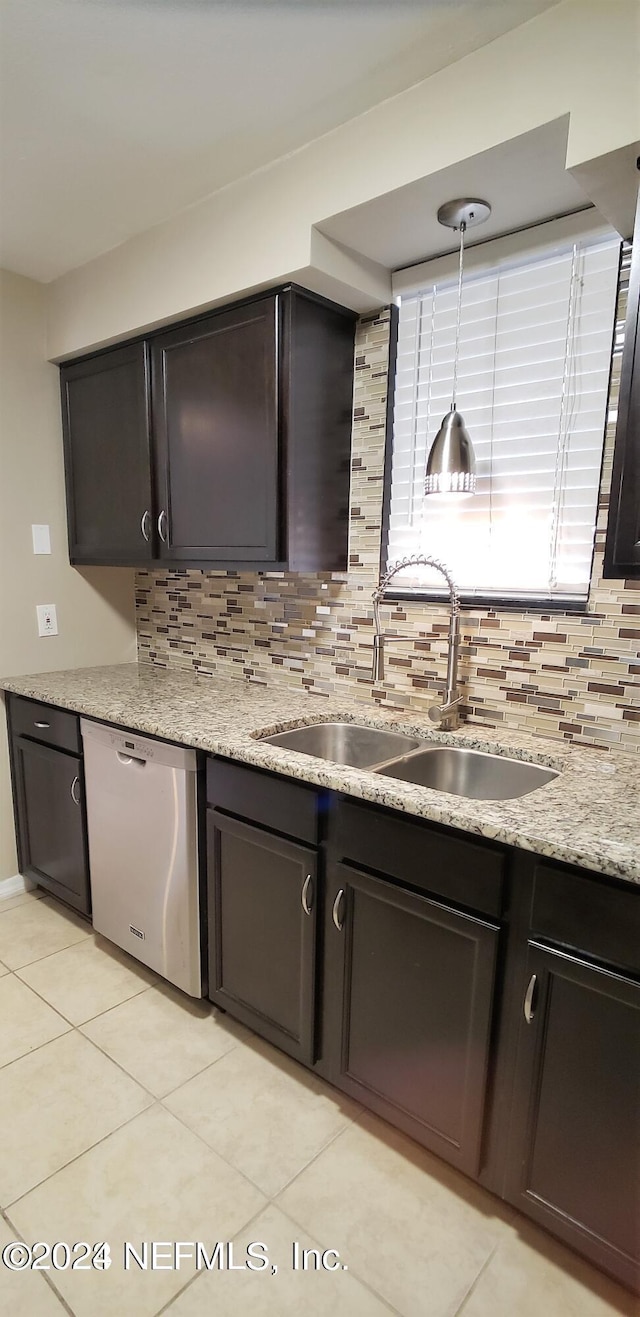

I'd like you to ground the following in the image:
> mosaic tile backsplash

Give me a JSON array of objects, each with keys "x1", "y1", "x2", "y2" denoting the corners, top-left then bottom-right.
[{"x1": 136, "y1": 248, "x2": 639, "y2": 754}]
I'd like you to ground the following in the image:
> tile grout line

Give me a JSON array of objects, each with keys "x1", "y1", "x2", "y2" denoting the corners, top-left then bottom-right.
[
  {"x1": 4, "y1": 954, "x2": 357, "y2": 1217},
  {"x1": 151, "y1": 1197, "x2": 401, "y2": 1317},
  {"x1": 1, "y1": 970, "x2": 159, "y2": 1055},
  {"x1": 0, "y1": 922, "x2": 93, "y2": 975},
  {"x1": 85, "y1": 1019, "x2": 242, "y2": 1104},
  {"x1": 81, "y1": 991, "x2": 253, "y2": 1104},
  {"x1": 270, "y1": 1112, "x2": 362, "y2": 1201},
  {"x1": 0, "y1": 988, "x2": 158, "y2": 1082},
  {"x1": 0, "y1": 973, "x2": 73, "y2": 1066},
  {"x1": 0, "y1": 895, "x2": 45, "y2": 918},
  {"x1": 155, "y1": 1053, "x2": 361, "y2": 1202},
  {"x1": 1, "y1": 1205, "x2": 77, "y2": 1316},
  {"x1": 151, "y1": 1200, "x2": 278, "y2": 1317},
  {"x1": 69, "y1": 1022, "x2": 172, "y2": 1102},
  {"x1": 1, "y1": 906, "x2": 528, "y2": 1316},
  {"x1": 71, "y1": 980, "x2": 158, "y2": 1029},
  {"x1": 275, "y1": 1199, "x2": 401, "y2": 1316},
  {"x1": 452, "y1": 1239, "x2": 503, "y2": 1315},
  {"x1": 4, "y1": 1097, "x2": 164, "y2": 1212},
  {"x1": 12, "y1": 936, "x2": 155, "y2": 992},
  {"x1": 267, "y1": 1193, "x2": 402, "y2": 1316},
  {"x1": 155, "y1": 1091, "x2": 273, "y2": 1200}
]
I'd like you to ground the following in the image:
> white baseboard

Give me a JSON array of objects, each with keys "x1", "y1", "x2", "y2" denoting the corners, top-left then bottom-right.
[{"x1": 0, "y1": 873, "x2": 36, "y2": 901}]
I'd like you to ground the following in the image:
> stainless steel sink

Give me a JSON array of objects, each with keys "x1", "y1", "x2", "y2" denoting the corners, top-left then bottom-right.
[
  {"x1": 375, "y1": 746, "x2": 558, "y2": 800},
  {"x1": 258, "y1": 722, "x2": 422, "y2": 769}
]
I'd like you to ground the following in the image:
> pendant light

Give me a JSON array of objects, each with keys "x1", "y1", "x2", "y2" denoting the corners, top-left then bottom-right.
[{"x1": 425, "y1": 198, "x2": 491, "y2": 497}]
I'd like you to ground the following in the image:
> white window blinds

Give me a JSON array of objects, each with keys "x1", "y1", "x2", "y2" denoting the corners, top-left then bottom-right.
[{"x1": 387, "y1": 220, "x2": 621, "y2": 603}]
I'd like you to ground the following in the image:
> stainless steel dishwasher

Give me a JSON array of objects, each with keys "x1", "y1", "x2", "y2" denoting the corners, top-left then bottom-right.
[{"x1": 81, "y1": 719, "x2": 202, "y2": 997}]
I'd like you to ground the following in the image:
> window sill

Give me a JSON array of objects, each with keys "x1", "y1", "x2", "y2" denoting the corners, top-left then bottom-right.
[{"x1": 382, "y1": 590, "x2": 589, "y2": 616}]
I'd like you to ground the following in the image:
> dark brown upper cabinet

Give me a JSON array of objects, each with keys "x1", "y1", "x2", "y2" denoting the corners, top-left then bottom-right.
[
  {"x1": 59, "y1": 286, "x2": 356, "y2": 571},
  {"x1": 61, "y1": 342, "x2": 153, "y2": 565},
  {"x1": 151, "y1": 298, "x2": 279, "y2": 564},
  {"x1": 604, "y1": 184, "x2": 640, "y2": 578}
]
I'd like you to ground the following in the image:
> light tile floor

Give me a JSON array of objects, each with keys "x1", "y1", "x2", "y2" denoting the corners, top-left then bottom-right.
[{"x1": 0, "y1": 891, "x2": 636, "y2": 1317}]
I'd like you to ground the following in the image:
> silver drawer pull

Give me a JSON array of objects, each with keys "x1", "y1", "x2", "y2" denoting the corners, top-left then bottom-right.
[
  {"x1": 34, "y1": 721, "x2": 50, "y2": 729},
  {"x1": 140, "y1": 510, "x2": 151, "y2": 542},
  {"x1": 301, "y1": 874, "x2": 313, "y2": 916},
  {"x1": 157, "y1": 509, "x2": 168, "y2": 543},
  {"x1": 523, "y1": 973, "x2": 537, "y2": 1024},
  {"x1": 70, "y1": 775, "x2": 80, "y2": 806},
  {"x1": 332, "y1": 888, "x2": 345, "y2": 932}
]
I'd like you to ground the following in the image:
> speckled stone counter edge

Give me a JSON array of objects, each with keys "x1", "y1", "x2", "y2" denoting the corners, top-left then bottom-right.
[{"x1": 2, "y1": 663, "x2": 638, "y2": 886}]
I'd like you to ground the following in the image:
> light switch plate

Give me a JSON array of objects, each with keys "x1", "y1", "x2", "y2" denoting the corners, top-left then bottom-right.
[
  {"x1": 32, "y1": 524, "x2": 51, "y2": 554},
  {"x1": 36, "y1": 604, "x2": 58, "y2": 637}
]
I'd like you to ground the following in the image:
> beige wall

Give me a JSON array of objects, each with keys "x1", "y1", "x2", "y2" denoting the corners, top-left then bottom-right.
[
  {"x1": 0, "y1": 269, "x2": 136, "y2": 880},
  {"x1": 47, "y1": 0, "x2": 640, "y2": 360}
]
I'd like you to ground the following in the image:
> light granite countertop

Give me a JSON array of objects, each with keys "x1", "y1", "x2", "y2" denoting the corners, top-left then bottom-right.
[{"x1": 2, "y1": 662, "x2": 639, "y2": 886}]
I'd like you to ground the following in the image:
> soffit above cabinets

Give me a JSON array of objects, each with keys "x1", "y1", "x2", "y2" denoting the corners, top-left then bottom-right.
[{"x1": 315, "y1": 118, "x2": 597, "y2": 274}]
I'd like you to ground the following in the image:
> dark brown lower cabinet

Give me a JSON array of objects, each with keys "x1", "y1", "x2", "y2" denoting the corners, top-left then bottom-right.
[
  {"x1": 207, "y1": 808, "x2": 317, "y2": 1065},
  {"x1": 323, "y1": 861, "x2": 499, "y2": 1176},
  {"x1": 12, "y1": 735, "x2": 90, "y2": 916},
  {"x1": 200, "y1": 761, "x2": 639, "y2": 1292},
  {"x1": 505, "y1": 942, "x2": 640, "y2": 1292}
]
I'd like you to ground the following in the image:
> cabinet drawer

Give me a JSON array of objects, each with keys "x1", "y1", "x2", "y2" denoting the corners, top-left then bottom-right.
[
  {"x1": 10, "y1": 696, "x2": 81, "y2": 755},
  {"x1": 531, "y1": 861, "x2": 640, "y2": 975},
  {"x1": 206, "y1": 757, "x2": 319, "y2": 844},
  {"x1": 334, "y1": 800, "x2": 505, "y2": 919}
]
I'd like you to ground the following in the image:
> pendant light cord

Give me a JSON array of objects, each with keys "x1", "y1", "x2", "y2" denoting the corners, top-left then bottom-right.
[{"x1": 451, "y1": 220, "x2": 466, "y2": 410}]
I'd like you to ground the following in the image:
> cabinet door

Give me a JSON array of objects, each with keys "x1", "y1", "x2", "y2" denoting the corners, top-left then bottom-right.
[
  {"x1": 505, "y1": 943, "x2": 640, "y2": 1291},
  {"x1": 324, "y1": 863, "x2": 499, "y2": 1175},
  {"x1": 151, "y1": 297, "x2": 279, "y2": 563},
  {"x1": 207, "y1": 809, "x2": 317, "y2": 1064},
  {"x1": 13, "y1": 737, "x2": 90, "y2": 917},
  {"x1": 60, "y1": 342, "x2": 154, "y2": 564},
  {"x1": 604, "y1": 186, "x2": 640, "y2": 577}
]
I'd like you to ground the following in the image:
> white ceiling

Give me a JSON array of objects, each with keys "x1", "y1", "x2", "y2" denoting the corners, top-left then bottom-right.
[
  {"x1": 0, "y1": 0, "x2": 560, "y2": 283},
  {"x1": 317, "y1": 118, "x2": 593, "y2": 271}
]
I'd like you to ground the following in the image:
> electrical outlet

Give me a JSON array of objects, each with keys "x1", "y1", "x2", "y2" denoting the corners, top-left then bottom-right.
[{"x1": 36, "y1": 604, "x2": 58, "y2": 637}]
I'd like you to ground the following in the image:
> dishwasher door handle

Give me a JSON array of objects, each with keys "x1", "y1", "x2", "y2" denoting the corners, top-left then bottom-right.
[{"x1": 116, "y1": 751, "x2": 147, "y2": 768}]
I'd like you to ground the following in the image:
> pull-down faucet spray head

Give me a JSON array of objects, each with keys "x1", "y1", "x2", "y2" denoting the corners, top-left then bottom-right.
[{"x1": 371, "y1": 555, "x2": 463, "y2": 730}]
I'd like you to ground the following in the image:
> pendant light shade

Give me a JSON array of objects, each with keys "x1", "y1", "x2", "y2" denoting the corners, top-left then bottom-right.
[
  {"x1": 424, "y1": 198, "x2": 490, "y2": 499},
  {"x1": 425, "y1": 406, "x2": 476, "y2": 496}
]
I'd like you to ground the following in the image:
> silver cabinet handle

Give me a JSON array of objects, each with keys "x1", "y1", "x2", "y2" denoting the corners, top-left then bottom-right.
[
  {"x1": 157, "y1": 509, "x2": 168, "y2": 543},
  {"x1": 301, "y1": 874, "x2": 313, "y2": 916},
  {"x1": 34, "y1": 721, "x2": 50, "y2": 729},
  {"x1": 70, "y1": 775, "x2": 80, "y2": 806},
  {"x1": 140, "y1": 510, "x2": 151, "y2": 542},
  {"x1": 332, "y1": 888, "x2": 345, "y2": 932},
  {"x1": 523, "y1": 973, "x2": 537, "y2": 1024}
]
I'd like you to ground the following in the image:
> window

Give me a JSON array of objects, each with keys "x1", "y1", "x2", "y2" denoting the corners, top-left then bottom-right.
[{"x1": 385, "y1": 214, "x2": 621, "y2": 605}]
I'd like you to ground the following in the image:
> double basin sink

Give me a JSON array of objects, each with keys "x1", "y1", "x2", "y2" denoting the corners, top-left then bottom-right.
[{"x1": 260, "y1": 722, "x2": 558, "y2": 801}]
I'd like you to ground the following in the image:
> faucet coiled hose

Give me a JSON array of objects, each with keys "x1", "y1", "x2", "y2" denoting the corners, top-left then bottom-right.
[{"x1": 372, "y1": 555, "x2": 460, "y2": 615}]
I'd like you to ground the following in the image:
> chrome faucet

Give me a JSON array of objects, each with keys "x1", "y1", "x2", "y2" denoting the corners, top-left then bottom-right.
[{"x1": 371, "y1": 554, "x2": 464, "y2": 730}]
